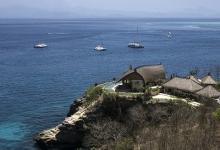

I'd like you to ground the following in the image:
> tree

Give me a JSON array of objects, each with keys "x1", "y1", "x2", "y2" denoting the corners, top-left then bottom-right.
[
  {"x1": 129, "y1": 65, "x2": 132, "y2": 70},
  {"x1": 83, "y1": 119, "x2": 126, "y2": 148},
  {"x1": 127, "y1": 104, "x2": 147, "y2": 128},
  {"x1": 215, "y1": 65, "x2": 220, "y2": 82},
  {"x1": 189, "y1": 67, "x2": 200, "y2": 76}
]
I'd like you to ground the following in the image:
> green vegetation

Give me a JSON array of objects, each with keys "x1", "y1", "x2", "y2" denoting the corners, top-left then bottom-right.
[
  {"x1": 80, "y1": 81, "x2": 220, "y2": 149},
  {"x1": 213, "y1": 107, "x2": 220, "y2": 121},
  {"x1": 114, "y1": 138, "x2": 133, "y2": 150},
  {"x1": 81, "y1": 89, "x2": 220, "y2": 149},
  {"x1": 189, "y1": 67, "x2": 200, "y2": 76},
  {"x1": 101, "y1": 92, "x2": 119, "y2": 116},
  {"x1": 216, "y1": 82, "x2": 220, "y2": 90},
  {"x1": 83, "y1": 85, "x2": 103, "y2": 107},
  {"x1": 131, "y1": 86, "x2": 145, "y2": 92}
]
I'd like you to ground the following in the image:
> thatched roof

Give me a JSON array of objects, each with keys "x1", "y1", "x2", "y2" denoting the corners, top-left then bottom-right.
[
  {"x1": 186, "y1": 75, "x2": 201, "y2": 84},
  {"x1": 200, "y1": 75, "x2": 217, "y2": 85},
  {"x1": 162, "y1": 77, "x2": 203, "y2": 93},
  {"x1": 117, "y1": 64, "x2": 166, "y2": 84},
  {"x1": 196, "y1": 85, "x2": 220, "y2": 98}
]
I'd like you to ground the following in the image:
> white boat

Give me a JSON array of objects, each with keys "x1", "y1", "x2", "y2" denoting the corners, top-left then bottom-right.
[
  {"x1": 34, "y1": 43, "x2": 47, "y2": 48},
  {"x1": 128, "y1": 42, "x2": 144, "y2": 48},
  {"x1": 128, "y1": 26, "x2": 144, "y2": 48},
  {"x1": 167, "y1": 32, "x2": 172, "y2": 38},
  {"x1": 94, "y1": 45, "x2": 107, "y2": 51},
  {"x1": 94, "y1": 36, "x2": 107, "y2": 51}
]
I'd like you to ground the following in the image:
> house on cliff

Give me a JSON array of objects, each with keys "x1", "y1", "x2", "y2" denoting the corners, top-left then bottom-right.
[
  {"x1": 186, "y1": 74, "x2": 217, "y2": 85},
  {"x1": 117, "y1": 64, "x2": 166, "y2": 88},
  {"x1": 200, "y1": 75, "x2": 217, "y2": 85},
  {"x1": 162, "y1": 76, "x2": 204, "y2": 96},
  {"x1": 196, "y1": 85, "x2": 220, "y2": 98},
  {"x1": 162, "y1": 74, "x2": 220, "y2": 100},
  {"x1": 186, "y1": 74, "x2": 201, "y2": 84}
]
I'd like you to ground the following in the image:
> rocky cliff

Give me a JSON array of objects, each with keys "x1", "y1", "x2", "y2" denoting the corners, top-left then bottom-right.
[
  {"x1": 34, "y1": 91, "x2": 220, "y2": 150},
  {"x1": 33, "y1": 98, "x2": 101, "y2": 148},
  {"x1": 33, "y1": 94, "x2": 138, "y2": 149}
]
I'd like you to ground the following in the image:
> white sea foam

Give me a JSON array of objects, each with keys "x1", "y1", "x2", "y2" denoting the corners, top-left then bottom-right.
[
  {"x1": 188, "y1": 26, "x2": 200, "y2": 28},
  {"x1": 48, "y1": 33, "x2": 69, "y2": 35}
]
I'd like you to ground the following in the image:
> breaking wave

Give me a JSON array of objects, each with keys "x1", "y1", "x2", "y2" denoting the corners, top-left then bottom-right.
[
  {"x1": 185, "y1": 25, "x2": 200, "y2": 29},
  {"x1": 48, "y1": 33, "x2": 69, "y2": 35}
]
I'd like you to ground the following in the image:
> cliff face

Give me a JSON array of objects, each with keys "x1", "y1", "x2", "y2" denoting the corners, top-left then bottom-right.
[
  {"x1": 33, "y1": 98, "x2": 104, "y2": 148},
  {"x1": 33, "y1": 95, "x2": 139, "y2": 148},
  {"x1": 34, "y1": 92, "x2": 220, "y2": 149}
]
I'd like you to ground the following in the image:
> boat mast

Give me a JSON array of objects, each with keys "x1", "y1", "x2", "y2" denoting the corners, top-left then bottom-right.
[
  {"x1": 99, "y1": 35, "x2": 103, "y2": 46},
  {"x1": 137, "y1": 26, "x2": 138, "y2": 43}
]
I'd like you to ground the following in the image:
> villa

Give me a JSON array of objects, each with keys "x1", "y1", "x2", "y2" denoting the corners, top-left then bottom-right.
[
  {"x1": 162, "y1": 74, "x2": 220, "y2": 99},
  {"x1": 200, "y1": 74, "x2": 217, "y2": 85},
  {"x1": 111, "y1": 63, "x2": 220, "y2": 101},
  {"x1": 116, "y1": 64, "x2": 166, "y2": 88},
  {"x1": 162, "y1": 76, "x2": 204, "y2": 94}
]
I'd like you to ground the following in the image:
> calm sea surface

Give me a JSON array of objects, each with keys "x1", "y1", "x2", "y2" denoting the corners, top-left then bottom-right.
[{"x1": 0, "y1": 18, "x2": 220, "y2": 149}]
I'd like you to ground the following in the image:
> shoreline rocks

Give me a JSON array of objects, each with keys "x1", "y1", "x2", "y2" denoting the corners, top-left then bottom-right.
[
  {"x1": 33, "y1": 98, "x2": 86, "y2": 148},
  {"x1": 33, "y1": 97, "x2": 105, "y2": 148},
  {"x1": 33, "y1": 95, "x2": 140, "y2": 148}
]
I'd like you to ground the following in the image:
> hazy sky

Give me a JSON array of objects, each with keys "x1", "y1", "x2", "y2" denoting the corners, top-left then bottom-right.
[{"x1": 1, "y1": 0, "x2": 220, "y2": 13}]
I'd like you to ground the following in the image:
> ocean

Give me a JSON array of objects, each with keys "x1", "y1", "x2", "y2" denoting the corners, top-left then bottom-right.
[{"x1": 0, "y1": 18, "x2": 220, "y2": 150}]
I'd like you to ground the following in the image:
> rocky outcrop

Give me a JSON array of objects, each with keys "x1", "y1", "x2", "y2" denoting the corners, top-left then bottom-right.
[
  {"x1": 33, "y1": 94, "x2": 140, "y2": 149},
  {"x1": 33, "y1": 98, "x2": 105, "y2": 148},
  {"x1": 67, "y1": 98, "x2": 83, "y2": 117}
]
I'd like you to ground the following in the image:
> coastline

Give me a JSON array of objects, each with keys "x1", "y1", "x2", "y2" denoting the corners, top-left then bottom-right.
[
  {"x1": 33, "y1": 92, "x2": 140, "y2": 148},
  {"x1": 1, "y1": 18, "x2": 220, "y2": 150}
]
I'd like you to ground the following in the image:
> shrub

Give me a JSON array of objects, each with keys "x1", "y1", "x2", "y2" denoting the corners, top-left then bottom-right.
[
  {"x1": 115, "y1": 138, "x2": 133, "y2": 150},
  {"x1": 127, "y1": 104, "x2": 147, "y2": 128},
  {"x1": 83, "y1": 119, "x2": 126, "y2": 148},
  {"x1": 83, "y1": 85, "x2": 103, "y2": 107},
  {"x1": 101, "y1": 92, "x2": 119, "y2": 116},
  {"x1": 216, "y1": 82, "x2": 220, "y2": 90},
  {"x1": 135, "y1": 94, "x2": 144, "y2": 102},
  {"x1": 213, "y1": 107, "x2": 220, "y2": 121},
  {"x1": 132, "y1": 86, "x2": 145, "y2": 92}
]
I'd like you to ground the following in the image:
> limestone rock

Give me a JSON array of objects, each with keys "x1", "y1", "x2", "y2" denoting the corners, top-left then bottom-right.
[
  {"x1": 67, "y1": 98, "x2": 83, "y2": 117},
  {"x1": 33, "y1": 95, "x2": 138, "y2": 148},
  {"x1": 33, "y1": 98, "x2": 104, "y2": 148}
]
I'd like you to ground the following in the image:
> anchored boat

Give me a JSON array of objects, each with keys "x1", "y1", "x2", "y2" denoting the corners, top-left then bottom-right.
[
  {"x1": 128, "y1": 26, "x2": 144, "y2": 48},
  {"x1": 34, "y1": 43, "x2": 47, "y2": 48}
]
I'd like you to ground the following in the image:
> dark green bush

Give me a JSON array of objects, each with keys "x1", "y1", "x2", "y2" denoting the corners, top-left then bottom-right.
[
  {"x1": 135, "y1": 94, "x2": 144, "y2": 102},
  {"x1": 213, "y1": 107, "x2": 220, "y2": 121},
  {"x1": 215, "y1": 82, "x2": 220, "y2": 90},
  {"x1": 101, "y1": 92, "x2": 119, "y2": 116},
  {"x1": 132, "y1": 86, "x2": 145, "y2": 92},
  {"x1": 83, "y1": 85, "x2": 103, "y2": 107},
  {"x1": 115, "y1": 138, "x2": 133, "y2": 150}
]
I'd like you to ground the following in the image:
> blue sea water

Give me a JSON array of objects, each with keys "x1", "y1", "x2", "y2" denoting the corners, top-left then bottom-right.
[{"x1": 0, "y1": 18, "x2": 220, "y2": 150}]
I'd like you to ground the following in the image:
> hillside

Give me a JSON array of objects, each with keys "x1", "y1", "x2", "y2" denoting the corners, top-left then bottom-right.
[{"x1": 34, "y1": 85, "x2": 220, "y2": 149}]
